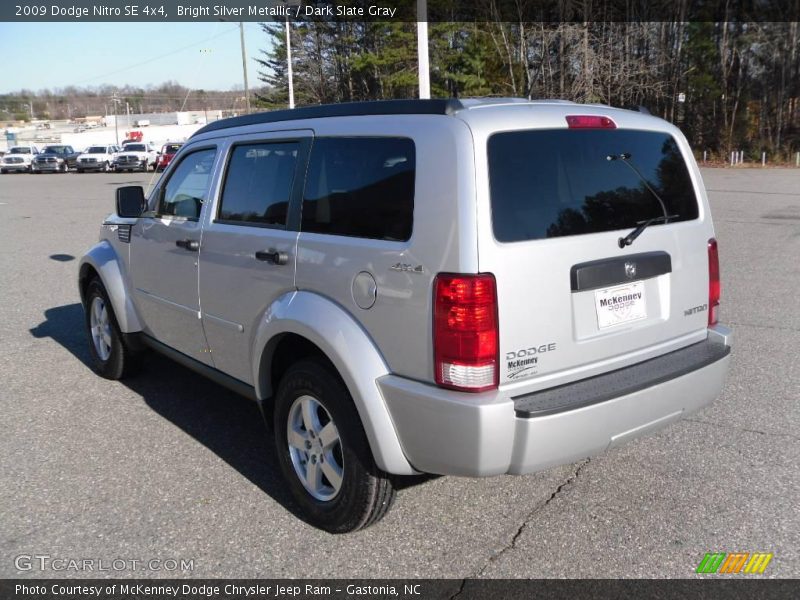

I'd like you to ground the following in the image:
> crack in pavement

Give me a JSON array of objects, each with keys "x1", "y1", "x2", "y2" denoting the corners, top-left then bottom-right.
[
  {"x1": 724, "y1": 321, "x2": 800, "y2": 333},
  {"x1": 447, "y1": 578, "x2": 467, "y2": 600},
  {"x1": 684, "y1": 417, "x2": 800, "y2": 441},
  {"x1": 450, "y1": 458, "x2": 591, "y2": 594}
]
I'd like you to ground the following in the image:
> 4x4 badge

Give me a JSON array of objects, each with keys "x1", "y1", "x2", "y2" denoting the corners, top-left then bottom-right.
[
  {"x1": 390, "y1": 263, "x2": 424, "y2": 273},
  {"x1": 624, "y1": 262, "x2": 637, "y2": 279}
]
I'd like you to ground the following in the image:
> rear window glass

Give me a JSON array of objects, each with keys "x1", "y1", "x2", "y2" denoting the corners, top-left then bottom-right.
[
  {"x1": 302, "y1": 137, "x2": 415, "y2": 242},
  {"x1": 218, "y1": 142, "x2": 298, "y2": 227},
  {"x1": 487, "y1": 129, "x2": 699, "y2": 242}
]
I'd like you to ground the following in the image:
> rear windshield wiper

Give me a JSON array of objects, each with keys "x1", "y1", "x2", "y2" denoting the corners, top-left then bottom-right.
[
  {"x1": 618, "y1": 214, "x2": 680, "y2": 248},
  {"x1": 606, "y1": 152, "x2": 677, "y2": 247}
]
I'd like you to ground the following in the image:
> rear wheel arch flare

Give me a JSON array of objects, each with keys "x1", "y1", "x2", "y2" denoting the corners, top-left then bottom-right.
[{"x1": 258, "y1": 333, "x2": 336, "y2": 410}]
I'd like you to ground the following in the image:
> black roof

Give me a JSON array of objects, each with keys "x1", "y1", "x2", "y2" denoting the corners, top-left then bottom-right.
[{"x1": 192, "y1": 99, "x2": 464, "y2": 137}]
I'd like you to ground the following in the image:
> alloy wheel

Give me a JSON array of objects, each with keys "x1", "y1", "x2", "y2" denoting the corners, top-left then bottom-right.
[{"x1": 286, "y1": 395, "x2": 344, "y2": 501}]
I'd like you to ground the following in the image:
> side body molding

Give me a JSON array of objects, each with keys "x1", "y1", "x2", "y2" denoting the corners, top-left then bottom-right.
[
  {"x1": 252, "y1": 291, "x2": 416, "y2": 476},
  {"x1": 79, "y1": 240, "x2": 142, "y2": 333}
]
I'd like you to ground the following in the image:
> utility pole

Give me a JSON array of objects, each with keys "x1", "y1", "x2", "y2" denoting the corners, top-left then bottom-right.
[
  {"x1": 239, "y1": 22, "x2": 251, "y2": 114},
  {"x1": 111, "y1": 94, "x2": 121, "y2": 145},
  {"x1": 417, "y1": 0, "x2": 430, "y2": 99},
  {"x1": 286, "y1": 16, "x2": 294, "y2": 108}
]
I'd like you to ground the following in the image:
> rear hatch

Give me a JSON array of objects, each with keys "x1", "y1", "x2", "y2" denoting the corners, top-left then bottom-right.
[{"x1": 472, "y1": 109, "x2": 714, "y2": 391}]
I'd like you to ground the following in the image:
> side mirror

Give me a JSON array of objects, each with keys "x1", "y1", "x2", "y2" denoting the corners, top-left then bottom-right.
[{"x1": 116, "y1": 186, "x2": 146, "y2": 218}]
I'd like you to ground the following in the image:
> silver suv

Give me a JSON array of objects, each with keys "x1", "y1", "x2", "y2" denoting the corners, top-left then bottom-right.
[{"x1": 79, "y1": 99, "x2": 731, "y2": 532}]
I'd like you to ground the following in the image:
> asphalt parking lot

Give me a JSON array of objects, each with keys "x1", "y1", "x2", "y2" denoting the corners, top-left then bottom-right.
[{"x1": 0, "y1": 168, "x2": 798, "y2": 580}]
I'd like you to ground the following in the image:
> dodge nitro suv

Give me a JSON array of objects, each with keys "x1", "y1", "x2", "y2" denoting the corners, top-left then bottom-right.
[{"x1": 79, "y1": 99, "x2": 732, "y2": 533}]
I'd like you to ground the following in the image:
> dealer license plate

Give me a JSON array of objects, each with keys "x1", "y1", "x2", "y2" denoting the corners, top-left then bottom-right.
[{"x1": 594, "y1": 281, "x2": 647, "y2": 329}]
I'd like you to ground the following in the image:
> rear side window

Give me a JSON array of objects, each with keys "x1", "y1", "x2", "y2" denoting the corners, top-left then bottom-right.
[
  {"x1": 218, "y1": 142, "x2": 299, "y2": 227},
  {"x1": 302, "y1": 137, "x2": 415, "y2": 241},
  {"x1": 488, "y1": 129, "x2": 699, "y2": 242}
]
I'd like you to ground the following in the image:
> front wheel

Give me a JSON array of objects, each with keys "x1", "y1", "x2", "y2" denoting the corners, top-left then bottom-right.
[
  {"x1": 274, "y1": 359, "x2": 395, "y2": 533},
  {"x1": 84, "y1": 278, "x2": 140, "y2": 379}
]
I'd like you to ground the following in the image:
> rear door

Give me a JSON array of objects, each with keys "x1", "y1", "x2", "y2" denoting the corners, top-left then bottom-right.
[
  {"x1": 198, "y1": 130, "x2": 311, "y2": 384},
  {"x1": 477, "y1": 123, "x2": 714, "y2": 389}
]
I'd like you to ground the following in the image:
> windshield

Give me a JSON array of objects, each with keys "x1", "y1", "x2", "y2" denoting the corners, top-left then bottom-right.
[
  {"x1": 87, "y1": 146, "x2": 106, "y2": 153},
  {"x1": 163, "y1": 144, "x2": 182, "y2": 153},
  {"x1": 125, "y1": 144, "x2": 146, "y2": 152},
  {"x1": 43, "y1": 146, "x2": 67, "y2": 154},
  {"x1": 10, "y1": 147, "x2": 31, "y2": 154},
  {"x1": 487, "y1": 129, "x2": 699, "y2": 242}
]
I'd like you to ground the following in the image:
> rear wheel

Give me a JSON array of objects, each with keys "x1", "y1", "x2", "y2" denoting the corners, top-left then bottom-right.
[
  {"x1": 274, "y1": 359, "x2": 395, "y2": 533},
  {"x1": 84, "y1": 278, "x2": 140, "y2": 379}
]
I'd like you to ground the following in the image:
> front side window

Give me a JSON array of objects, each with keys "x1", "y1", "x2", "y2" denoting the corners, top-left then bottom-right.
[
  {"x1": 302, "y1": 137, "x2": 415, "y2": 241},
  {"x1": 157, "y1": 148, "x2": 216, "y2": 219},
  {"x1": 217, "y1": 142, "x2": 299, "y2": 227},
  {"x1": 488, "y1": 129, "x2": 699, "y2": 242}
]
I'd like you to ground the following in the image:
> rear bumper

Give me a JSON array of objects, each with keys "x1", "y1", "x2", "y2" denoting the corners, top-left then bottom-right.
[{"x1": 380, "y1": 326, "x2": 732, "y2": 477}]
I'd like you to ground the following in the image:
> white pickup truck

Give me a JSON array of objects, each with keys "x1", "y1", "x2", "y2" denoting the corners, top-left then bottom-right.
[
  {"x1": 1, "y1": 145, "x2": 40, "y2": 173},
  {"x1": 113, "y1": 142, "x2": 158, "y2": 172},
  {"x1": 77, "y1": 144, "x2": 121, "y2": 173}
]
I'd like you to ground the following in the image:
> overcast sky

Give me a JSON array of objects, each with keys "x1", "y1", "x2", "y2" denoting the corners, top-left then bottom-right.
[{"x1": 0, "y1": 22, "x2": 269, "y2": 93}]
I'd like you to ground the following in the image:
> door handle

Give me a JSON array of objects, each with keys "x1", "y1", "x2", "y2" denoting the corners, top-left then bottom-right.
[
  {"x1": 175, "y1": 239, "x2": 199, "y2": 251},
  {"x1": 255, "y1": 248, "x2": 289, "y2": 265}
]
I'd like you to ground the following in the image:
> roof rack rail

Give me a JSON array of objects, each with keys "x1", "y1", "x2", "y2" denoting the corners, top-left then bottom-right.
[{"x1": 192, "y1": 99, "x2": 464, "y2": 137}]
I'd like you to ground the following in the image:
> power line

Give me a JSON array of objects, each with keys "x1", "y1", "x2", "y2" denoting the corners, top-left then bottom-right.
[{"x1": 69, "y1": 25, "x2": 241, "y2": 86}]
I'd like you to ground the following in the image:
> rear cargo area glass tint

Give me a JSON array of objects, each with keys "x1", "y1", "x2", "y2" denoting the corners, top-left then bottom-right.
[{"x1": 488, "y1": 129, "x2": 699, "y2": 242}]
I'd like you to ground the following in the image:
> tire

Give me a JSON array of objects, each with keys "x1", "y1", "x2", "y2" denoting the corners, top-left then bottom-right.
[
  {"x1": 274, "y1": 359, "x2": 395, "y2": 533},
  {"x1": 0, "y1": 169, "x2": 5, "y2": 174},
  {"x1": 84, "y1": 278, "x2": 140, "y2": 380},
  {"x1": 77, "y1": 169, "x2": 84, "y2": 174}
]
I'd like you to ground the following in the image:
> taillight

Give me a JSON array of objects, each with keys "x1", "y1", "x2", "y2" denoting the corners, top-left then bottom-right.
[
  {"x1": 565, "y1": 115, "x2": 616, "y2": 129},
  {"x1": 433, "y1": 273, "x2": 498, "y2": 392},
  {"x1": 708, "y1": 238, "x2": 721, "y2": 326}
]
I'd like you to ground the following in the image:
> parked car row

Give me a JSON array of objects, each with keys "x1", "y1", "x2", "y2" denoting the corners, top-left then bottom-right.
[{"x1": 0, "y1": 142, "x2": 183, "y2": 174}]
